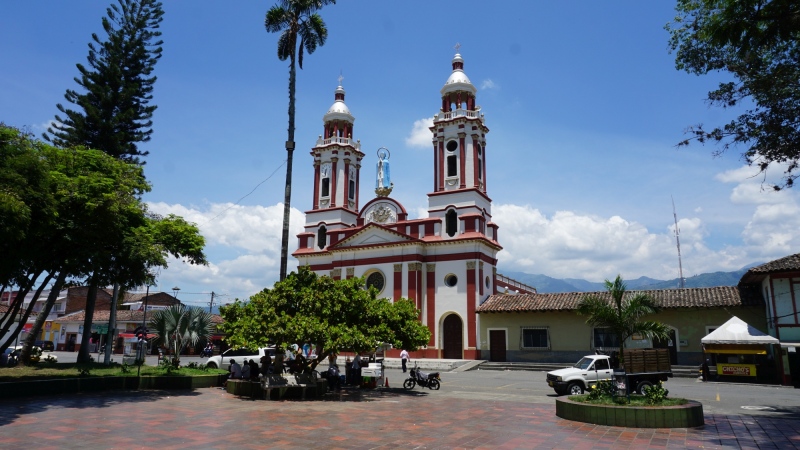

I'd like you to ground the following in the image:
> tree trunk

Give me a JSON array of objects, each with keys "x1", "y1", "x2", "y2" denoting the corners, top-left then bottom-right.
[
  {"x1": 77, "y1": 276, "x2": 99, "y2": 364},
  {"x1": 279, "y1": 55, "x2": 298, "y2": 281},
  {"x1": 20, "y1": 271, "x2": 67, "y2": 364}
]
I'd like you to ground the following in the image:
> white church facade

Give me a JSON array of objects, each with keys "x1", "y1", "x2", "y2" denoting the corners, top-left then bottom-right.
[{"x1": 293, "y1": 52, "x2": 533, "y2": 359}]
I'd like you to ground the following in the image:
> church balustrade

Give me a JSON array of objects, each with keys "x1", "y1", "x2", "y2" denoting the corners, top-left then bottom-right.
[
  {"x1": 435, "y1": 108, "x2": 483, "y2": 121},
  {"x1": 315, "y1": 136, "x2": 361, "y2": 150}
]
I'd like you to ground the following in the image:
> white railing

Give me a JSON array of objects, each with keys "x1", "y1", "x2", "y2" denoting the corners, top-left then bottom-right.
[
  {"x1": 496, "y1": 273, "x2": 537, "y2": 294},
  {"x1": 316, "y1": 136, "x2": 361, "y2": 150},
  {"x1": 435, "y1": 108, "x2": 483, "y2": 121}
]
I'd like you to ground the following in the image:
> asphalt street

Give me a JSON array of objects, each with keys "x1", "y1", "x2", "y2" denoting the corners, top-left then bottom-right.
[{"x1": 48, "y1": 351, "x2": 800, "y2": 420}]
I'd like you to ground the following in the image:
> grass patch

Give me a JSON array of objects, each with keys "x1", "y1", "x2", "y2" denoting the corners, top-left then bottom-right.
[
  {"x1": 0, "y1": 362, "x2": 227, "y2": 382},
  {"x1": 568, "y1": 394, "x2": 689, "y2": 407}
]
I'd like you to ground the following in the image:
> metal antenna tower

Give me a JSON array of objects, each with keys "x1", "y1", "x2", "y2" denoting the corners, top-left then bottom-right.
[{"x1": 672, "y1": 196, "x2": 685, "y2": 289}]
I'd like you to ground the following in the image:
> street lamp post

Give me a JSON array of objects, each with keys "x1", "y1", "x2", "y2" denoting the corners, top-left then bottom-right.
[{"x1": 172, "y1": 286, "x2": 180, "y2": 300}]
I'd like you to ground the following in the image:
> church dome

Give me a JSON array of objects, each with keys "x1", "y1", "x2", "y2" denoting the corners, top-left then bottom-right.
[
  {"x1": 441, "y1": 53, "x2": 477, "y2": 96},
  {"x1": 323, "y1": 84, "x2": 354, "y2": 123}
]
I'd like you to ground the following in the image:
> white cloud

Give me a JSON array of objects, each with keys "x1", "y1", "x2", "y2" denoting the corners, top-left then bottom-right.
[
  {"x1": 405, "y1": 117, "x2": 434, "y2": 148},
  {"x1": 481, "y1": 79, "x2": 497, "y2": 90},
  {"x1": 493, "y1": 162, "x2": 800, "y2": 282},
  {"x1": 145, "y1": 201, "x2": 304, "y2": 301}
]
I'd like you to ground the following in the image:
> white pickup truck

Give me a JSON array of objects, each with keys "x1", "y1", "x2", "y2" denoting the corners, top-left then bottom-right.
[
  {"x1": 207, "y1": 347, "x2": 275, "y2": 371},
  {"x1": 546, "y1": 351, "x2": 671, "y2": 396}
]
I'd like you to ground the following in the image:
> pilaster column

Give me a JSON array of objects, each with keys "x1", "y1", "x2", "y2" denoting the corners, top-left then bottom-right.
[
  {"x1": 343, "y1": 159, "x2": 350, "y2": 209},
  {"x1": 330, "y1": 157, "x2": 338, "y2": 207},
  {"x1": 482, "y1": 140, "x2": 487, "y2": 193},
  {"x1": 458, "y1": 132, "x2": 466, "y2": 188},
  {"x1": 355, "y1": 162, "x2": 361, "y2": 211},
  {"x1": 426, "y1": 263, "x2": 436, "y2": 346},
  {"x1": 393, "y1": 264, "x2": 403, "y2": 301},
  {"x1": 407, "y1": 262, "x2": 421, "y2": 310},
  {"x1": 479, "y1": 261, "x2": 484, "y2": 296},
  {"x1": 438, "y1": 138, "x2": 445, "y2": 191},
  {"x1": 466, "y1": 261, "x2": 476, "y2": 348},
  {"x1": 472, "y1": 134, "x2": 480, "y2": 189}
]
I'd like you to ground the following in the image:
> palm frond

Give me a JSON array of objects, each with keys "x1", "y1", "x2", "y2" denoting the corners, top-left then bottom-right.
[{"x1": 277, "y1": 31, "x2": 293, "y2": 61}]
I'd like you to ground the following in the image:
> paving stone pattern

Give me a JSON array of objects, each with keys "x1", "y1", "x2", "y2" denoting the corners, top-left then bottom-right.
[{"x1": 0, "y1": 387, "x2": 798, "y2": 449}]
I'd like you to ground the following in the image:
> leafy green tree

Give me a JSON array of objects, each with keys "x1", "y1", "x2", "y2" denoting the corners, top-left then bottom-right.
[
  {"x1": 44, "y1": 0, "x2": 164, "y2": 165},
  {"x1": 576, "y1": 275, "x2": 671, "y2": 368},
  {"x1": 220, "y1": 267, "x2": 430, "y2": 371},
  {"x1": 149, "y1": 305, "x2": 214, "y2": 366},
  {"x1": 265, "y1": 0, "x2": 335, "y2": 280},
  {"x1": 0, "y1": 126, "x2": 206, "y2": 363},
  {"x1": 667, "y1": 0, "x2": 800, "y2": 190}
]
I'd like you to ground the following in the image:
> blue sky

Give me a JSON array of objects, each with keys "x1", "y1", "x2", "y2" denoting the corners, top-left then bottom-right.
[{"x1": 2, "y1": 1, "x2": 798, "y2": 308}]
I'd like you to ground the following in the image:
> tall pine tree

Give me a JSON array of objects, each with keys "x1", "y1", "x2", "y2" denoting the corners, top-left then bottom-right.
[{"x1": 44, "y1": 0, "x2": 164, "y2": 165}]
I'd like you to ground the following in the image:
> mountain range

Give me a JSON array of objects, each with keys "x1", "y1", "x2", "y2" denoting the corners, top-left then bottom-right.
[{"x1": 498, "y1": 264, "x2": 761, "y2": 294}]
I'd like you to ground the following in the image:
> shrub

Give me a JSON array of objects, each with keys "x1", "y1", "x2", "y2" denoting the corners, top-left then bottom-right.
[
  {"x1": 643, "y1": 382, "x2": 669, "y2": 405},
  {"x1": 40, "y1": 353, "x2": 58, "y2": 364},
  {"x1": 586, "y1": 380, "x2": 616, "y2": 401}
]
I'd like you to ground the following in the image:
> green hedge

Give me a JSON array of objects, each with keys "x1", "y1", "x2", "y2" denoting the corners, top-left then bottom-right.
[{"x1": 0, "y1": 374, "x2": 227, "y2": 399}]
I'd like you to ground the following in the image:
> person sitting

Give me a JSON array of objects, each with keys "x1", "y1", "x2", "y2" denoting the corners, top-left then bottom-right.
[
  {"x1": 248, "y1": 359, "x2": 260, "y2": 381},
  {"x1": 327, "y1": 363, "x2": 341, "y2": 391},
  {"x1": 229, "y1": 359, "x2": 242, "y2": 379},
  {"x1": 241, "y1": 360, "x2": 251, "y2": 380}
]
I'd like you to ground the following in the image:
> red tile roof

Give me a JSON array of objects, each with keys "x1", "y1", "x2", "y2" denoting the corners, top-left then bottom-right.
[
  {"x1": 477, "y1": 286, "x2": 762, "y2": 313},
  {"x1": 739, "y1": 253, "x2": 800, "y2": 284}
]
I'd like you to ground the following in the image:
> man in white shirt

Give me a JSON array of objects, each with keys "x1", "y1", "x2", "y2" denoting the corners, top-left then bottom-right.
[
  {"x1": 229, "y1": 359, "x2": 242, "y2": 379},
  {"x1": 400, "y1": 349, "x2": 410, "y2": 373}
]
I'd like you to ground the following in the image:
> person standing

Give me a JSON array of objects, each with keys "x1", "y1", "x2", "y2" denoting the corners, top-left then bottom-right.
[
  {"x1": 400, "y1": 349, "x2": 410, "y2": 373},
  {"x1": 351, "y1": 354, "x2": 362, "y2": 386}
]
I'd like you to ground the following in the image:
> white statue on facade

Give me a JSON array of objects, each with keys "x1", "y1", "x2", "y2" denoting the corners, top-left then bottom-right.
[{"x1": 375, "y1": 147, "x2": 393, "y2": 197}]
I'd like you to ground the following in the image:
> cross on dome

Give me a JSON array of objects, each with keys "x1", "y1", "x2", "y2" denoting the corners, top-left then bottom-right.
[
  {"x1": 454, "y1": 42, "x2": 461, "y2": 52},
  {"x1": 338, "y1": 72, "x2": 344, "y2": 86}
]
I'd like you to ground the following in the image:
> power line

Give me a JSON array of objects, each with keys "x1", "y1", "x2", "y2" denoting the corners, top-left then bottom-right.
[{"x1": 200, "y1": 159, "x2": 286, "y2": 226}]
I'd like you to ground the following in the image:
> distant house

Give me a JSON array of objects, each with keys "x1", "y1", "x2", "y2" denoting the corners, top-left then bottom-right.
[
  {"x1": 738, "y1": 253, "x2": 800, "y2": 385},
  {"x1": 476, "y1": 286, "x2": 766, "y2": 366},
  {"x1": 54, "y1": 309, "x2": 225, "y2": 354}
]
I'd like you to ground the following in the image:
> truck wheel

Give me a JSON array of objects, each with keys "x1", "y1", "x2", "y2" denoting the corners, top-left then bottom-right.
[
  {"x1": 206, "y1": 361, "x2": 218, "y2": 369},
  {"x1": 636, "y1": 380, "x2": 653, "y2": 394},
  {"x1": 567, "y1": 382, "x2": 584, "y2": 395}
]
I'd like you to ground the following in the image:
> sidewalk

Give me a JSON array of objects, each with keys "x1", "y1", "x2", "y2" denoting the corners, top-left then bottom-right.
[{"x1": 1, "y1": 387, "x2": 798, "y2": 449}]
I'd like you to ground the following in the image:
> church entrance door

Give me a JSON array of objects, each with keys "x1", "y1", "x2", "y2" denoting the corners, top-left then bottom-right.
[{"x1": 442, "y1": 315, "x2": 463, "y2": 359}]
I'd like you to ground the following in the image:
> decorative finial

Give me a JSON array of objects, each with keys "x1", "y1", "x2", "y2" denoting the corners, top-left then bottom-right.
[
  {"x1": 454, "y1": 42, "x2": 461, "y2": 53},
  {"x1": 338, "y1": 72, "x2": 344, "y2": 86},
  {"x1": 375, "y1": 147, "x2": 393, "y2": 197}
]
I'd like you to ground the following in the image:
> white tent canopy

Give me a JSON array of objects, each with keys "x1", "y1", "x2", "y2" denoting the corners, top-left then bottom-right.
[{"x1": 701, "y1": 316, "x2": 779, "y2": 345}]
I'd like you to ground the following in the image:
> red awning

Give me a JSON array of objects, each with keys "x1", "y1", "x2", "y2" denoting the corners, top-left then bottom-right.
[{"x1": 119, "y1": 333, "x2": 136, "y2": 339}]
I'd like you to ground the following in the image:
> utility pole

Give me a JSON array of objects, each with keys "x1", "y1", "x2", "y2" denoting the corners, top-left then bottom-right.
[
  {"x1": 209, "y1": 291, "x2": 215, "y2": 314},
  {"x1": 672, "y1": 196, "x2": 685, "y2": 289}
]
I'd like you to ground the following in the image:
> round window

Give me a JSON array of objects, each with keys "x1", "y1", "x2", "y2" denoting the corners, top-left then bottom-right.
[
  {"x1": 366, "y1": 271, "x2": 385, "y2": 293},
  {"x1": 446, "y1": 140, "x2": 458, "y2": 152},
  {"x1": 445, "y1": 274, "x2": 458, "y2": 287}
]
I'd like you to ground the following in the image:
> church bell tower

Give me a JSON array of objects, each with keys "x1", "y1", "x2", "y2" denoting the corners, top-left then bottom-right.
[{"x1": 296, "y1": 79, "x2": 363, "y2": 253}]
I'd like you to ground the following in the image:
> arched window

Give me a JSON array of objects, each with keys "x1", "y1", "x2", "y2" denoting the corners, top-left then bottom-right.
[
  {"x1": 446, "y1": 141, "x2": 458, "y2": 177},
  {"x1": 320, "y1": 163, "x2": 331, "y2": 198},
  {"x1": 445, "y1": 209, "x2": 458, "y2": 237},
  {"x1": 317, "y1": 225, "x2": 327, "y2": 249}
]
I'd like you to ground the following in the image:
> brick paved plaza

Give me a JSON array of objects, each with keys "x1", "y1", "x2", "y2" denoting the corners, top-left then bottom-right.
[{"x1": 1, "y1": 386, "x2": 799, "y2": 449}]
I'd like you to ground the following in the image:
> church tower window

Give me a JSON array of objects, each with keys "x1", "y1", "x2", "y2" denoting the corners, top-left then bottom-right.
[
  {"x1": 349, "y1": 179, "x2": 356, "y2": 200},
  {"x1": 445, "y1": 209, "x2": 458, "y2": 237},
  {"x1": 317, "y1": 225, "x2": 327, "y2": 249}
]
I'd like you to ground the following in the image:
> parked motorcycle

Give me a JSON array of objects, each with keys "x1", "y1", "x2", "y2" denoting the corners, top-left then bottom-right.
[{"x1": 403, "y1": 364, "x2": 441, "y2": 390}]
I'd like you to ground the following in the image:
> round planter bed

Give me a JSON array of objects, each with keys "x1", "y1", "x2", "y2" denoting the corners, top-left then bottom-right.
[{"x1": 555, "y1": 397, "x2": 704, "y2": 428}]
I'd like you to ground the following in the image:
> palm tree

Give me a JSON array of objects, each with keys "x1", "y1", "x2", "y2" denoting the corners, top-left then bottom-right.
[
  {"x1": 576, "y1": 275, "x2": 671, "y2": 368},
  {"x1": 265, "y1": 0, "x2": 335, "y2": 281},
  {"x1": 149, "y1": 305, "x2": 214, "y2": 366}
]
